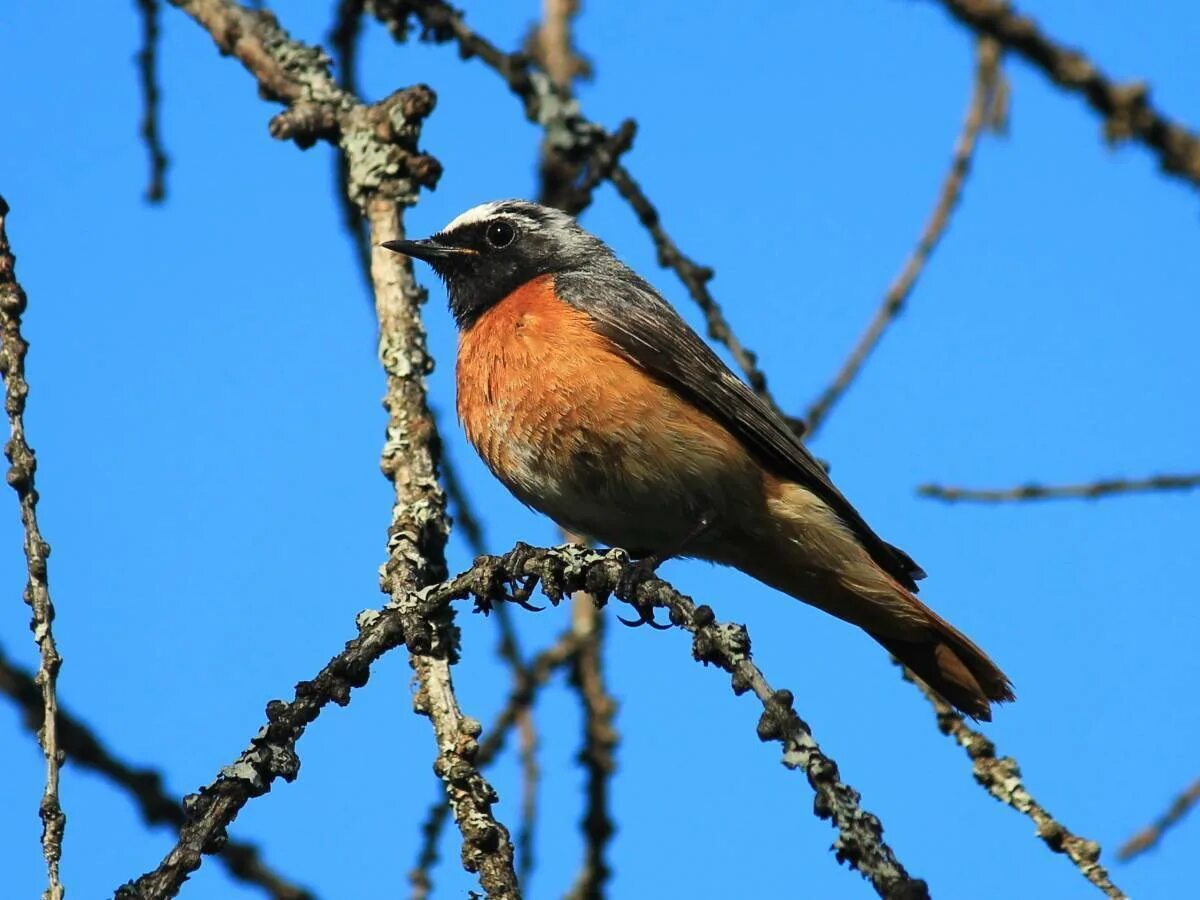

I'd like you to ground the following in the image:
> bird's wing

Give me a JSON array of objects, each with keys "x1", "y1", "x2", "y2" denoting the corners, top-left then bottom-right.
[{"x1": 555, "y1": 268, "x2": 925, "y2": 591}]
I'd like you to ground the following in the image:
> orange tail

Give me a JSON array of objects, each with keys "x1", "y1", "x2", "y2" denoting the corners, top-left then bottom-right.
[{"x1": 867, "y1": 600, "x2": 1014, "y2": 721}]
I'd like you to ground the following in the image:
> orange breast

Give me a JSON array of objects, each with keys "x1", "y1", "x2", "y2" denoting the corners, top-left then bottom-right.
[{"x1": 455, "y1": 274, "x2": 763, "y2": 549}]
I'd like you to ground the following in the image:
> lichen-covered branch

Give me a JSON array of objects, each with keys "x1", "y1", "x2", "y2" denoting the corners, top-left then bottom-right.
[
  {"x1": 900, "y1": 668, "x2": 1125, "y2": 898},
  {"x1": 1, "y1": 194, "x2": 66, "y2": 900},
  {"x1": 1118, "y1": 777, "x2": 1200, "y2": 861},
  {"x1": 121, "y1": 3, "x2": 504, "y2": 897},
  {"x1": 919, "y1": 472, "x2": 1200, "y2": 504},
  {"x1": 430, "y1": 544, "x2": 926, "y2": 899},
  {"x1": 408, "y1": 630, "x2": 578, "y2": 898},
  {"x1": 526, "y1": 0, "x2": 591, "y2": 211},
  {"x1": 804, "y1": 38, "x2": 1005, "y2": 438},
  {"x1": 929, "y1": 0, "x2": 1200, "y2": 191},
  {"x1": 367, "y1": 194, "x2": 520, "y2": 899},
  {"x1": 0, "y1": 646, "x2": 313, "y2": 900}
]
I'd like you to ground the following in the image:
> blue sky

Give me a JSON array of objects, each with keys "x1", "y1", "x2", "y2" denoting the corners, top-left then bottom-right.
[{"x1": 1, "y1": 1, "x2": 1197, "y2": 897}]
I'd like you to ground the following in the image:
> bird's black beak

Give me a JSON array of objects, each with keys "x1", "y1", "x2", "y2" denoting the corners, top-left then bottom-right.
[{"x1": 380, "y1": 238, "x2": 477, "y2": 263}]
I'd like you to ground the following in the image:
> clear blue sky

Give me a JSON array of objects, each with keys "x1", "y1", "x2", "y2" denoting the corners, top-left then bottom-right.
[{"x1": 2, "y1": 1, "x2": 1197, "y2": 897}]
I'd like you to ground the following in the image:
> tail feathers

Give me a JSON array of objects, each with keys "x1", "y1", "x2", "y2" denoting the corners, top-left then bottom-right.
[{"x1": 871, "y1": 611, "x2": 1015, "y2": 721}]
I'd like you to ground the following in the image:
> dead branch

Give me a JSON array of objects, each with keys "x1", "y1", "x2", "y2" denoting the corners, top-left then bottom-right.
[
  {"x1": 135, "y1": 0, "x2": 170, "y2": 201},
  {"x1": 1119, "y1": 777, "x2": 1200, "y2": 861},
  {"x1": 804, "y1": 38, "x2": 1005, "y2": 438},
  {"x1": 0, "y1": 646, "x2": 313, "y2": 900},
  {"x1": 918, "y1": 472, "x2": 1200, "y2": 504},
  {"x1": 901, "y1": 667, "x2": 1125, "y2": 898},
  {"x1": 409, "y1": 631, "x2": 579, "y2": 898},
  {"x1": 1, "y1": 194, "x2": 66, "y2": 900},
  {"x1": 930, "y1": 0, "x2": 1200, "y2": 190}
]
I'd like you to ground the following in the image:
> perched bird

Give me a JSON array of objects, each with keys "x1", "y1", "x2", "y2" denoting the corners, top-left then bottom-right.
[{"x1": 384, "y1": 200, "x2": 1014, "y2": 719}]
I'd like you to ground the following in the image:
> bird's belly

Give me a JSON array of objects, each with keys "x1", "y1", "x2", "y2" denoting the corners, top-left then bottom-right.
[{"x1": 474, "y1": 391, "x2": 756, "y2": 551}]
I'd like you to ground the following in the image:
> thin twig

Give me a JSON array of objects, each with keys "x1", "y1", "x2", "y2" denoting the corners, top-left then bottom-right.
[
  {"x1": 532, "y1": 5, "x2": 620, "y2": 890},
  {"x1": 135, "y1": 0, "x2": 170, "y2": 202},
  {"x1": 930, "y1": 0, "x2": 1200, "y2": 190},
  {"x1": 563, "y1": 597, "x2": 617, "y2": 900},
  {"x1": 0, "y1": 645, "x2": 314, "y2": 899},
  {"x1": 440, "y1": 443, "x2": 488, "y2": 556},
  {"x1": 804, "y1": 38, "x2": 1005, "y2": 438},
  {"x1": 514, "y1": 706, "x2": 539, "y2": 886},
  {"x1": 1, "y1": 194, "x2": 66, "y2": 900},
  {"x1": 527, "y1": 0, "x2": 591, "y2": 211},
  {"x1": 918, "y1": 472, "x2": 1200, "y2": 504},
  {"x1": 329, "y1": 0, "x2": 372, "y2": 298},
  {"x1": 1119, "y1": 777, "x2": 1200, "y2": 861},
  {"x1": 901, "y1": 666, "x2": 1125, "y2": 898}
]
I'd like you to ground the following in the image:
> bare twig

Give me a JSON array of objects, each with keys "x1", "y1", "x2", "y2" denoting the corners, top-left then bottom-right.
[
  {"x1": 532, "y1": 5, "x2": 621, "y2": 890},
  {"x1": 440, "y1": 443, "x2": 488, "y2": 556},
  {"x1": 1119, "y1": 777, "x2": 1200, "y2": 861},
  {"x1": 1, "y1": 194, "x2": 66, "y2": 900},
  {"x1": 918, "y1": 472, "x2": 1200, "y2": 504},
  {"x1": 135, "y1": 0, "x2": 170, "y2": 202},
  {"x1": 328, "y1": 0, "x2": 372, "y2": 296},
  {"x1": 901, "y1": 667, "x2": 1125, "y2": 898},
  {"x1": 804, "y1": 39, "x2": 1005, "y2": 438},
  {"x1": 527, "y1": 0, "x2": 590, "y2": 211},
  {"x1": 563, "y1": 597, "x2": 617, "y2": 900},
  {"x1": 514, "y1": 706, "x2": 539, "y2": 886},
  {"x1": 929, "y1": 0, "x2": 1200, "y2": 191},
  {"x1": 0, "y1": 645, "x2": 315, "y2": 900}
]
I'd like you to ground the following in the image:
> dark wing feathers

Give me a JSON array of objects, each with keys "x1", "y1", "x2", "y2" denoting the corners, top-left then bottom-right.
[{"x1": 555, "y1": 269, "x2": 925, "y2": 592}]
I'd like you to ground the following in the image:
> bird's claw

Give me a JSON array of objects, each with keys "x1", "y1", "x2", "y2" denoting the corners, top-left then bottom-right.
[
  {"x1": 616, "y1": 605, "x2": 672, "y2": 630},
  {"x1": 509, "y1": 574, "x2": 544, "y2": 612},
  {"x1": 615, "y1": 557, "x2": 671, "y2": 629}
]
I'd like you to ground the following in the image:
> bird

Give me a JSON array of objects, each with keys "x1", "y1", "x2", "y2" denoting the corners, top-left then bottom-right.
[{"x1": 383, "y1": 199, "x2": 1014, "y2": 720}]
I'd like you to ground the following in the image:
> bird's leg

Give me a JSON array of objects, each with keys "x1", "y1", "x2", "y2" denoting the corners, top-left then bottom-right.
[{"x1": 617, "y1": 512, "x2": 715, "y2": 629}]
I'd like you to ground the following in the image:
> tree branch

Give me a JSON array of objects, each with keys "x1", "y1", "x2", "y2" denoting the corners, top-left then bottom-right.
[
  {"x1": 450, "y1": 544, "x2": 926, "y2": 899},
  {"x1": 408, "y1": 630, "x2": 579, "y2": 898},
  {"x1": 135, "y1": 0, "x2": 170, "y2": 202},
  {"x1": 804, "y1": 38, "x2": 1005, "y2": 438},
  {"x1": 1118, "y1": 777, "x2": 1200, "y2": 861},
  {"x1": 368, "y1": 193, "x2": 520, "y2": 898},
  {"x1": 563, "y1": 598, "x2": 617, "y2": 900},
  {"x1": 900, "y1": 667, "x2": 1126, "y2": 898},
  {"x1": 1, "y1": 194, "x2": 66, "y2": 900},
  {"x1": 0, "y1": 646, "x2": 313, "y2": 900},
  {"x1": 928, "y1": 0, "x2": 1200, "y2": 191},
  {"x1": 118, "y1": 3, "x2": 509, "y2": 896},
  {"x1": 918, "y1": 472, "x2": 1200, "y2": 504}
]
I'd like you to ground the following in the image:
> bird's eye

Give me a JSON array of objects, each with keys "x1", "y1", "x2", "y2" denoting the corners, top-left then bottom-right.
[{"x1": 485, "y1": 220, "x2": 515, "y2": 248}]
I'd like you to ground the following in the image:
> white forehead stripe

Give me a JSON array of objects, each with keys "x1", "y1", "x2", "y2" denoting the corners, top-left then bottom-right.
[{"x1": 442, "y1": 201, "x2": 504, "y2": 233}]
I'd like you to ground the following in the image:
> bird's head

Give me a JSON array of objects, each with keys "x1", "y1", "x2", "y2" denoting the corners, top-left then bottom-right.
[{"x1": 382, "y1": 199, "x2": 609, "y2": 328}]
